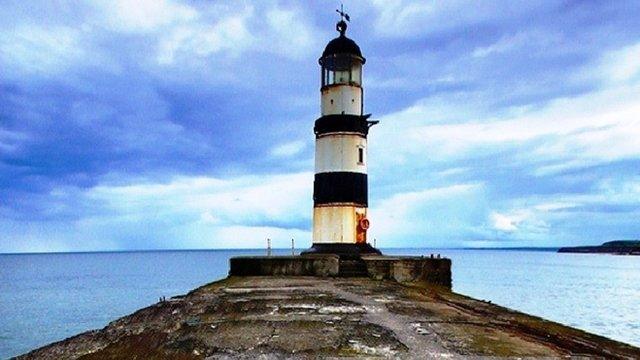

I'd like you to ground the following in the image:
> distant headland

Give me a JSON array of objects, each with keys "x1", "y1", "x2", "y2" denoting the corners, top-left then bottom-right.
[{"x1": 558, "y1": 240, "x2": 640, "y2": 255}]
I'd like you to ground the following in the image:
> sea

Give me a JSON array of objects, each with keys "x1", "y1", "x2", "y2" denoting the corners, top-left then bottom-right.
[{"x1": 1, "y1": 248, "x2": 639, "y2": 359}]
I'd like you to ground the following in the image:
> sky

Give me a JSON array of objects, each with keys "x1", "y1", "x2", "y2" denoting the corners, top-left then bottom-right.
[{"x1": 1, "y1": 0, "x2": 640, "y2": 253}]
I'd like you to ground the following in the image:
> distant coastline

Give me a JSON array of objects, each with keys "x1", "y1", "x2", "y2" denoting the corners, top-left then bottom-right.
[{"x1": 558, "y1": 240, "x2": 640, "y2": 255}]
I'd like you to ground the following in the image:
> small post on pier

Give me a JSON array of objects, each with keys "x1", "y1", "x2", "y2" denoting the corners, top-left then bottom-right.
[
  {"x1": 267, "y1": 238, "x2": 271, "y2": 257},
  {"x1": 374, "y1": 238, "x2": 377, "y2": 248},
  {"x1": 291, "y1": 238, "x2": 295, "y2": 256}
]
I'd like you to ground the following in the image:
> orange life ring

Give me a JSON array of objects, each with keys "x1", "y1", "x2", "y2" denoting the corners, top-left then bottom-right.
[{"x1": 359, "y1": 218, "x2": 370, "y2": 230}]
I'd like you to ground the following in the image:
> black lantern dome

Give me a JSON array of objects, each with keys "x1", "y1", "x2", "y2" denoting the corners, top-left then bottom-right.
[{"x1": 320, "y1": 20, "x2": 365, "y2": 63}]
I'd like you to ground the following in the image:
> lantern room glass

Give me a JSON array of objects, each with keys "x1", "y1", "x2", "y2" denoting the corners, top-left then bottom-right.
[{"x1": 321, "y1": 54, "x2": 362, "y2": 87}]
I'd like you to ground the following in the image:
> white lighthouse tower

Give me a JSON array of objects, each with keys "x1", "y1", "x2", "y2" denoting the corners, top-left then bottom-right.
[{"x1": 302, "y1": 10, "x2": 381, "y2": 256}]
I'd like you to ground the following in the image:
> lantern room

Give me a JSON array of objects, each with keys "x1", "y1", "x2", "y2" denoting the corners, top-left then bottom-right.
[{"x1": 319, "y1": 20, "x2": 366, "y2": 88}]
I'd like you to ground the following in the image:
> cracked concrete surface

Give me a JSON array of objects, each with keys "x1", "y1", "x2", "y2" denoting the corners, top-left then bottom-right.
[{"x1": 15, "y1": 276, "x2": 640, "y2": 359}]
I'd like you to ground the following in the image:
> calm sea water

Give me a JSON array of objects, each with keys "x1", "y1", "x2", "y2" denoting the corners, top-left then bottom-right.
[{"x1": 1, "y1": 249, "x2": 638, "y2": 358}]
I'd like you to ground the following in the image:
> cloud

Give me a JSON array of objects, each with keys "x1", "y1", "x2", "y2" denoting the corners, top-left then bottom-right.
[
  {"x1": 152, "y1": 3, "x2": 318, "y2": 66},
  {"x1": 368, "y1": 183, "x2": 490, "y2": 247},
  {"x1": 264, "y1": 7, "x2": 317, "y2": 59},
  {"x1": 372, "y1": 51, "x2": 640, "y2": 174},
  {"x1": 0, "y1": 172, "x2": 313, "y2": 253},
  {"x1": 598, "y1": 42, "x2": 640, "y2": 84},
  {"x1": 2, "y1": 1, "x2": 640, "y2": 252},
  {"x1": 0, "y1": 26, "x2": 85, "y2": 77},
  {"x1": 370, "y1": 0, "x2": 554, "y2": 38},
  {"x1": 156, "y1": 6, "x2": 254, "y2": 65},
  {"x1": 490, "y1": 212, "x2": 520, "y2": 232},
  {"x1": 270, "y1": 140, "x2": 306, "y2": 158},
  {"x1": 471, "y1": 30, "x2": 560, "y2": 58},
  {"x1": 481, "y1": 177, "x2": 640, "y2": 244},
  {"x1": 88, "y1": 172, "x2": 312, "y2": 228},
  {"x1": 0, "y1": 129, "x2": 28, "y2": 155},
  {"x1": 489, "y1": 210, "x2": 549, "y2": 234},
  {"x1": 94, "y1": 0, "x2": 198, "y2": 33},
  {"x1": 363, "y1": 40, "x2": 640, "y2": 246}
]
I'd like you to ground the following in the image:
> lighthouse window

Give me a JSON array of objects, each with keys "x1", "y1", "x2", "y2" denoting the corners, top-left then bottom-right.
[
  {"x1": 335, "y1": 70, "x2": 349, "y2": 84},
  {"x1": 321, "y1": 55, "x2": 362, "y2": 87},
  {"x1": 358, "y1": 147, "x2": 364, "y2": 164},
  {"x1": 351, "y1": 64, "x2": 362, "y2": 86}
]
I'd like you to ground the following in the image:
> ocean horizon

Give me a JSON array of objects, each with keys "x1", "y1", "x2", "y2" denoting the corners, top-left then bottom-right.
[
  {"x1": 0, "y1": 246, "x2": 563, "y2": 255},
  {"x1": 1, "y1": 247, "x2": 638, "y2": 358}
]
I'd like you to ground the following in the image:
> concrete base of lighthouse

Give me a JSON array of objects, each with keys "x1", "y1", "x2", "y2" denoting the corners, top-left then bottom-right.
[
  {"x1": 300, "y1": 243, "x2": 382, "y2": 257},
  {"x1": 228, "y1": 253, "x2": 452, "y2": 288}
]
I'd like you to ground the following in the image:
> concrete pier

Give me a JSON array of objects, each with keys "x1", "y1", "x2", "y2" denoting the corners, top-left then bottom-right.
[{"x1": 16, "y1": 275, "x2": 640, "y2": 359}]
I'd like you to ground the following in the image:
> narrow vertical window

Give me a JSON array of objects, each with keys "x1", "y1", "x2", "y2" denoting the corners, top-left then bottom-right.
[
  {"x1": 322, "y1": 67, "x2": 326, "y2": 87},
  {"x1": 358, "y1": 147, "x2": 364, "y2": 164}
]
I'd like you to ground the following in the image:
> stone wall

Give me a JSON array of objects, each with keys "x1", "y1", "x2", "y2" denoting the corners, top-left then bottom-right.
[
  {"x1": 362, "y1": 256, "x2": 452, "y2": 288},
  {"x1": 228, "y1": 254, "x2": 451, "y2": 288},
  {"x1": 229, "y1": 254, "x2": 339, "y2": 277}
]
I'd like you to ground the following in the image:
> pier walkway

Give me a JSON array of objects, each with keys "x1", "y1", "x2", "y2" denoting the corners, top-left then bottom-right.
[{"x1": 17, "y1": 276, "x2": 640, "y2": 359}]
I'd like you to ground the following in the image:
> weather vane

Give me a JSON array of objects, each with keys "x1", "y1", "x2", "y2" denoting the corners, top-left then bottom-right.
[
  {"x1": 336, "y1": 3, "x2": 350, "y2": 35},
  {"x1": 336, "y1": 4, "x2": 350, "y2": 22}
]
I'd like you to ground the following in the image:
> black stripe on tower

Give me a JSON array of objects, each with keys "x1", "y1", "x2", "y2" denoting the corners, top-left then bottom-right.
[
  {"x1": 314, "y1": 172, "x2": 367, "y2": 206},
  {"x1": 314, "y1": 114, "x2": 372, "y2": 138}
]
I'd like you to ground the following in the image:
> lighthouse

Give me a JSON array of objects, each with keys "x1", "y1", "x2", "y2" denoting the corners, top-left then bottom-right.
[{"x1": 302, "y1": 10, "x2": 381, "y2": 256}]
